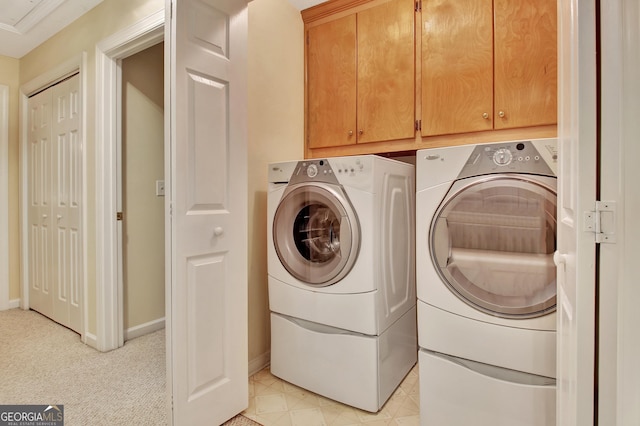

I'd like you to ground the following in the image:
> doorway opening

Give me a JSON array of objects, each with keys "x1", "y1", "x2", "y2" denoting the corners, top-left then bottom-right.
[
  {"x1": 95, "y1": 11, "x2": 164, "y2": 351},
  {"x1": 120, "y1": 42, "x2": 165, "y2": 341}
]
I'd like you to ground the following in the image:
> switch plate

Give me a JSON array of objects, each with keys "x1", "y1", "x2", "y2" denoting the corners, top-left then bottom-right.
[{"x1": 156, "y1": 180, "x2": 165, "y2": 197}]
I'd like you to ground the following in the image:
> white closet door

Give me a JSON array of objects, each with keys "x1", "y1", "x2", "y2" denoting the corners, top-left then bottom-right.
[
  {"x1": 27, "y1": 88, "x2": 53, "y2": 318},
  {"x1": 27, "y1": 74, "x2": 82, "y2": 333}
]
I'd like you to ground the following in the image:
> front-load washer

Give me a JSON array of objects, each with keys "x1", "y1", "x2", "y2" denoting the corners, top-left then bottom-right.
[
  {"x1": 416, "y1": 139, "x2": 558, "y2": 425},
  {"x1": 267, "y1": 155, "x2": 417, "y2": 412}
]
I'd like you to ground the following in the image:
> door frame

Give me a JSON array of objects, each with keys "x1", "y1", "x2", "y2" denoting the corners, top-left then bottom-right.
[
  {"x1": 19, "y1": 53, "x2": 88, "y2": 338},
  {"x1": 0, "y1": 85, "x2": 8, "y2": 310},
  {"x1": 95, "y1": 10, "x2": 164, "y2": 352}
]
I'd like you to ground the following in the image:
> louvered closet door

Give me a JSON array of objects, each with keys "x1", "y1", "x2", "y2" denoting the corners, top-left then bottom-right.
[{"x1": 27, "y1": 74, "x2": 82, "y2": 333}]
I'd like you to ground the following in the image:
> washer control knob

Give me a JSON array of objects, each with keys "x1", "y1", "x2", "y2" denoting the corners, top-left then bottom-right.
[{"x1": 493, "y1": 148, "x2": 513, "y2": 166}]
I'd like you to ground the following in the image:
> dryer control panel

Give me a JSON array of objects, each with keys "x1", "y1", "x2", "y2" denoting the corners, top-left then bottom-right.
[{"x1": 458, "y1": 140, "x2": 556, "y2": 179}]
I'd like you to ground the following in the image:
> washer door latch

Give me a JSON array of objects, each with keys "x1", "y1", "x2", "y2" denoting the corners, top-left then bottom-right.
[{"x1": 584, "y1": 201, "x2": 616, "y2": 244}]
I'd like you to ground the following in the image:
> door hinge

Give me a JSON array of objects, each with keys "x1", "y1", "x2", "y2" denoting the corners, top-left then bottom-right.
[
  {"x1": 415, "y1": 0, "x2": 422, "y2": 12},
  {"x1": 117, "y1": 211, "x2": 123, "y2": 221},
  {"x1": 415, "y1": 120, "x2": 422, "y2": 131},
  {"x1": 584, "y1": 201, "x2": 616, "y2": 243}
]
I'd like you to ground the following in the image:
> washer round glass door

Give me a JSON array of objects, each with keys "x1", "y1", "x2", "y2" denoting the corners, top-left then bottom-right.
[
  {"x1": 273, "y1": 182, "x2": 360, "y2": 286},
  {"x1": 430, "y1": 174, "x2": 557, "y2": 318}
]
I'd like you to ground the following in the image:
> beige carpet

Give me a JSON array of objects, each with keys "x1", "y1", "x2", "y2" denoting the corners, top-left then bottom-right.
[{"x1": 0, "y1": 308, "x2": 260, "y2": 426}]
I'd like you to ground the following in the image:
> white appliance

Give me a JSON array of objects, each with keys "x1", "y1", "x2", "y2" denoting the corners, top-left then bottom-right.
[
  {"x1": 267, "y1": 155, "x2": 417, "y2": 412},
  {"x1": 416, "y1": 139, "x2": 558, "y2": 425}
]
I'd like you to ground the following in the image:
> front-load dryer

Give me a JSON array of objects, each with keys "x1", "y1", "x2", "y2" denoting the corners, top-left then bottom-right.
[
  {"x1": 416, "y1": 139, "x2": 558, "y2": 425},
  {"x1": 267, "y1": 155, "x2": 417, "y2": 412}
]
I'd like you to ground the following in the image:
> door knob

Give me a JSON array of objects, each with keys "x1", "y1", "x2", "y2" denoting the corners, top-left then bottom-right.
[
  {"x1": 213, "y1": 227, "x2": 224, "y2": 237},
  {"x1": 553, "y1": 251, "x2": 568, "y2": 266}
]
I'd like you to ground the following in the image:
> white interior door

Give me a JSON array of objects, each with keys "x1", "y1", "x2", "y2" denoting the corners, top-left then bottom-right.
[
  {"x1": 556, "y1": 0, "x2": 597, "y2": 424},
  {"x1": 166, "y1": 0, "x2": 249, "y2": 424},
  {"x1": 27, "y1": 75, "x2": 83, "y2": 333}
]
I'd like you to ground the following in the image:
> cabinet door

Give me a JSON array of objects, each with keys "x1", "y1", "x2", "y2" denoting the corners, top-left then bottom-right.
[
  {"x1": 307, "y1": 15, "x2": 357, "y2": 149},
  {"x1": 358, "y1": 0, "x2": 415, "y2": 144},
  {"x1": 494, "y1": 0, "x2": 557, "y2": 129},
  {"x1": 422, "y1": 0, "x2": 493, "y2": 136}
]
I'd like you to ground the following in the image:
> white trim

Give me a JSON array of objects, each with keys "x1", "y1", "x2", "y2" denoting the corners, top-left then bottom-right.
[
  {"x1": 248, "y1": 351, "x2": 270, "y2": 377},
  {"x1": 19, "y1": 53, "x2": 88, "y2": 340},
  {"x1": 0, "y1": 85, "x2": 8, "y2": 311},
  {"x1": 124, "y1": 317, "x2": 166, "y2": 341},
  {"x1": 95, "y1": 9, "x2": 164, "y2": 352}
]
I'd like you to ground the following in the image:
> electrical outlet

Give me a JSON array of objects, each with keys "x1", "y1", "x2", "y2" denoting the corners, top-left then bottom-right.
[{"x1": 156, "y1": 180, "x2": 165, "y2": 197}]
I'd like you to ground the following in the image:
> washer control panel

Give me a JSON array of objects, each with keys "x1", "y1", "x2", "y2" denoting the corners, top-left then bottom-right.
[{"x1": 288, "y1": 159, "x2": 340, "y2": 185}]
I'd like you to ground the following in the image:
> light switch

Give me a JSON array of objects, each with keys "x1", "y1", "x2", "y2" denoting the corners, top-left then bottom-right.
[{"x1": 156, "y1": 180, "x2": 165, "y2": 197}]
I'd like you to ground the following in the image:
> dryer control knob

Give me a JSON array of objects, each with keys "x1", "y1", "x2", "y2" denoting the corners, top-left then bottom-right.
[
  {"x1": 306, "y1": 164, "x2": 318, "y2": 178},
  {"x1": 493, "y1": 148, "x2": 513, "y2": 166}
]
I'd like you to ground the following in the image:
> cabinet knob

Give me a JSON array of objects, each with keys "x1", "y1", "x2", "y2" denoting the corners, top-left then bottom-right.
[
  {"x1": 482, "y1": 112, "x2": 489, "y2": 119},
  {"x1": 214, "y1": 227, "x2": 224, "y2": 237},
  {"x1": 359, "y1": 129, "x2": 363, "y2": 135},
  {"x1": 498, "y1": 110, "x2": 506, "y2": 118},
  {"x1": 348, "y1": 130, "x2": 353, "y2": 136}
]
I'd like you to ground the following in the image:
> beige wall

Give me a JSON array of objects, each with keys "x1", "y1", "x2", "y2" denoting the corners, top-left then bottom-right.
[
  {"x1": 121, "y1": 42, "x2": 165, "y2": 331},
  {"x1": 5, "y1": 0, "x2": 303, "y2": 365},
  {"x1": 247, "y1": 0, "x2": 305, "y2": 365},
  {"x1": 0, "y1": 55, "x2": 20, "y2": 301}
]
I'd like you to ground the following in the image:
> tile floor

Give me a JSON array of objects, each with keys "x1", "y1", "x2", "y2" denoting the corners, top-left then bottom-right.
[{"x1": 242, "y1": 364, "x2": 420, "y2": 426}]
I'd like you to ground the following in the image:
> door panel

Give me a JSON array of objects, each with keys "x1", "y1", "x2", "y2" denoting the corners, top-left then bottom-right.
[
  {"x1": 556, "y1": 0, "x2": 597, "y2": 423},
  {"x1": 27, "y1": 75, "x2": 82, "y2": 332},
  {"x1": 51, "y1": 77, "x2": 82, "y2": 331},
  {"x1": 167, "y1": 0, "x2": 248, "y2": 424},
  {"x1": 28, "y1": 89, "x2": 52, "y2": 316}
]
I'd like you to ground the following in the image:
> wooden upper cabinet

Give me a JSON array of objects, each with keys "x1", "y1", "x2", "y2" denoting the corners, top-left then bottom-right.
[
  {"x1": 422, "y1": 0, "x2": 494, "y2": 136},
  {"x1": 421, "y1": 0, "x2": 557, "y2": 136},
  {"x1": 494, "y1": 0, "x2": 557, "y2": 129},
  {"x1": 307, "y1": 15, "x2": 357, "y2": 149},
  {"x1": 357, "y1": 0, "x2": 415, "y2": 144},
  {"x1": 305, "y1": 0, "x2": 415, "y2": 149}
]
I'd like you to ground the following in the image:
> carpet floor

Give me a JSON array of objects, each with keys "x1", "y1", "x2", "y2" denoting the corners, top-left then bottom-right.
[{"x1": 0, "y1": 308, "x2": 260, "y2": 425}]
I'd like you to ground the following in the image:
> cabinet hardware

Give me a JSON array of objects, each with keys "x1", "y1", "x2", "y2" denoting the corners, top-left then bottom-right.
[
  {"x1": 498, "y1": 110, "x2": 506, "y2": 118},
  {"x1": 482, "y1": 112, "x2": 489, "y2": 119}
]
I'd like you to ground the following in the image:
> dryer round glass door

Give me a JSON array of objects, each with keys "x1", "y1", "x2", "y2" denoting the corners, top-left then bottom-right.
[
  {"x1": 430, "y1": 174, "x2": 557, "y2": 318},
  {"x1": 273, "y1": 182, "x2": 360, "y2": 286}
]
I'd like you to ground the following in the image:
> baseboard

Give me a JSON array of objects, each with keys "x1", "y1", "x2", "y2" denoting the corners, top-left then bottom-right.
[
  {"x1": 83, "y1": 332, "x2": 98, "y2": 350},
  {"x1": 249, "y1": 350, "x2": 270, "y2": 376},
  {"x1": 124, "y1": 317, "x2": 166, "y2": 341},
  {"x1": 8, "y1": 299, "x2": 20, "y2": 309}
]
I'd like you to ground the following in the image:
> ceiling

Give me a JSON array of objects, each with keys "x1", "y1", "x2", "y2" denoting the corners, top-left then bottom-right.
[
  {"x1": 0, "y1": 0, "x2": 100, "y2": 58},
  {"x1": 0, "y1": 0, "x2": 323, "y2": 59}
]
